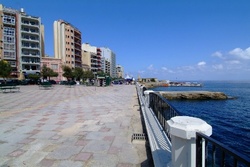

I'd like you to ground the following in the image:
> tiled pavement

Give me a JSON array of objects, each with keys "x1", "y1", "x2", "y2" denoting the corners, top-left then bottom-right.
[{"x1": 0, "y1": 85, "x2": 151, "y2": 167}]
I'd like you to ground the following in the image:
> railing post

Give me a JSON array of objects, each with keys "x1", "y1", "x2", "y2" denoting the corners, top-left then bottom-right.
[
  {"x1": 167, "y1": 116, "x2": 212, "y2": 167},
  {"x1": 144, "y1": 90, "x2": 154, "y2": 108}
]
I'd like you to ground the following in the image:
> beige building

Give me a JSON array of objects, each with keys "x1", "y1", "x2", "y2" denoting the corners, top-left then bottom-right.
[
  {"x1": 116, "y1": 64, "x2": 124, "y2": 78},
  {"x1": 41, "y1": 56, "x2": 63, "y2": 82},
  {"x1": 82, "y1": 43, "x2": 102, "y2": 74},
  {"x1": 54, "y1": 20, "x2": 82, "y2": 69}
]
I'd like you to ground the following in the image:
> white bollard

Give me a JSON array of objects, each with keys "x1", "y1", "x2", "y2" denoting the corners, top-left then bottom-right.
[
  {"x1": 167, "y1": 116, "x2": 212, "y2": 167},
  {"x1": 144, "y1": 90, "x2": 154, "y2": 108}
]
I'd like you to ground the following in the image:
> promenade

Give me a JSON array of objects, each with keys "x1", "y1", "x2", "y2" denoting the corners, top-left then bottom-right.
[{"x1": 0, "y1": 85, "x2": 152, "y2": 167}]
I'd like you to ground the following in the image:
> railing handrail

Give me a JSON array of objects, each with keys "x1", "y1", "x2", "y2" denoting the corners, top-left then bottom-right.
[
  {"x1": 150, "y1": 91, "x2": 181, "y2": 116},
  {"x1": 196, "y1": 132, "x2": 250, "y2": 167},
  {"x1": 138, "y1": 83, "x2": 250, "y2": 167}
]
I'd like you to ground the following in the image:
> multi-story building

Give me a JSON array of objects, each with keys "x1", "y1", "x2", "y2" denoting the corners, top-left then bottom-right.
[
  {"x1": 82, "y1": 43, "x2": 102, "y2": 74},
  {"x1": 54, "y1": 20, "x2": 82, "y2": 69},
  {"x1": 18, "y1": 8, "x2": 42, "y2": 76},
  {"x1": 116, "y1": 64, "x2": 124, "y2": 78},
  {"x1": 101, "y1": 47, "x2": 116, "y2": 78},
  {"x1": 0, "y1": 4, "x2": 43, "y2": 78}
]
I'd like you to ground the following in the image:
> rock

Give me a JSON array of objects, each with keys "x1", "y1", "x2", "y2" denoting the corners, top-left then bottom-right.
[{"x1": 159, "y1": 91, "x2": 229, "y2": 100}]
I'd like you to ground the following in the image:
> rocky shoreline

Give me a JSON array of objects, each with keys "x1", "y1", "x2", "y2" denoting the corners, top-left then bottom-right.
[
  {"x1": 139, "y1": 81, "x2": 234, "y2": 100},
  {"x1": 158, "y1": 91, "x2": 230, "y2": 100}
]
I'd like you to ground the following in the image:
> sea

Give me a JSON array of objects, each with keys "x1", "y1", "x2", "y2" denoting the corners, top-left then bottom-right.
[{"x1": 151, "y1": 81, "x2": 250, "y2": 159}]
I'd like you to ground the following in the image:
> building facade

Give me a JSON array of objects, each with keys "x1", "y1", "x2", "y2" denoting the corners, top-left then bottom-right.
[
  {"x1": 82, "y1": 43, "x2": 102, "y2": 74},
  {"x1": 41, "y1": 56, "x2": 63, "y2": 82},
  {"x1": 0, "y1": 4, "x2": 43, "y2": 77},
  {"x1": 116, "y1": 64, "x2": 124, "y2": 78},
  {"x1": 101, "y1": 47, "x2": 116, "y2": 78},
  {"x1": 54, "y1": 20, "x2": 82, "y2": 69}
]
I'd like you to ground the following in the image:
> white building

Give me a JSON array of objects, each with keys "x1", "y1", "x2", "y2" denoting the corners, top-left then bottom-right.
[{"x1": 101, "y1": 47, "x2": 116, "y2": 78}]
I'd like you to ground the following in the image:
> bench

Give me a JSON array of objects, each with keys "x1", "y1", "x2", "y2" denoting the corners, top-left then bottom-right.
[
  {"x1": 0, "y1": 83, "x2": 20, "y2": 93},
  {"x1": 65, "y1": 81, "x2": 76, "y2": 88},
  {"x1": 39, "y1": 82, "x2": 53, "y2": 89}
]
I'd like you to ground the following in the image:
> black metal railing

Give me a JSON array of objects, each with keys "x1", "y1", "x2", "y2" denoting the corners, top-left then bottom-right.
[
  {"x1": 137, "y1": 84, "x2": 249, "y2": 167},
  {"x1": 196, "y1": 132, "x2": 250, "y2": 167},
  {"x1": 148, "y1": 91, "x2": 180, "y2": 139}
]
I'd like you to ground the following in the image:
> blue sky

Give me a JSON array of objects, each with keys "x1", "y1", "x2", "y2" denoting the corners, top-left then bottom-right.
[{"x1": 2, "y1": 0, "x2": 250, "y2": 81}]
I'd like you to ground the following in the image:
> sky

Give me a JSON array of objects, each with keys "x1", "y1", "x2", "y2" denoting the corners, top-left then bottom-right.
[{"x1": 1, "y1": 0, "x2": 250, "y2": 81}]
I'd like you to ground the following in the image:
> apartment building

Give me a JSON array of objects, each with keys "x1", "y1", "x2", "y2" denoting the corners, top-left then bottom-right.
[
  {"x1": 54, "y1": 20, "x2": 82, "y2": 69},
  {"x1": 116, "y1": 64, "x2": 124, "y2": 78},
  {"x1": 101, "y1": 47, "x2": 116, "y2": 78},
  {"x1": 82, "y1": 43, "x2": 102, "y2": 74},
  {"x1": 0, "y1": 5, "x2": 43, "y2": 77}
]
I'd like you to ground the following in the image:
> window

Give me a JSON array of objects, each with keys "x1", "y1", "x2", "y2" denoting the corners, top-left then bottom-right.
[
  {"x1": 3, "y1": 15, "x2": 15, "y2": 24},
  {"x1": 51, "y1": 64, "x2": 58, "y2": 70},
  {"x1": 3, "y1": 27, "x2": 15, "y2": 36}
]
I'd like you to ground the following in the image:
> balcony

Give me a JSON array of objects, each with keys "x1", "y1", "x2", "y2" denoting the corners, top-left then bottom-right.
[
  {"x1": 22, "y1": 45, "x2": 40, "y2": 51},
  {"x1": 21, "y1": 36, "x2": 39, "y2": 42},
  {"x1": 21, "y1": 28, "x2": 39, "y2": 35}
]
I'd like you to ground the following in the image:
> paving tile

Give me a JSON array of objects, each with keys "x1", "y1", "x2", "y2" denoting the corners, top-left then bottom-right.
[
  {"x1": 74, "y1": 152, "x2": 92, "y2": 161},
  {"x1": 39, "y1": 158, "x2": 55, "y2": 167},
  {"x1": 18, "y1": 138, "x2": 35, "y2": 144},
  {"x1": 8, "y1": 149, "x2": 26, "y2": 157},
  {"x1": 83, "y1": 140, "x2": 111, "y2": 153},
  {"x1": 56, "y1": 160, "x2": 83, "y2": 167},
  {"x1": 47, "y1": 145, "x2": 82, "y2": 159},
  {"x1": 75, "y1": 139, "x2": 89, "y2": 146}
]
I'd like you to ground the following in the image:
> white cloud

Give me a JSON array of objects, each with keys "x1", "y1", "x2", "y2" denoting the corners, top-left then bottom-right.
[
  {"x1": 212, "y1": 51, "x2": 224, "y2": 59},
  {"x1": 197, "y1": 61, "x2": 206, "y2": 66},
  {"x1": 161, "y1": 67, "x2": 168, "y2": 71},
  {"x1": 226, "y1": 60, "x2": 240, "y2": 64},
  {"x1": 178, "y1": 66, "x2": 195, "y2": 71},
  {"x1": 212, "y1": 64, "x2": 223, "y2": 70},
  {"x1": 229, "y1": 47, "x2": 250, "y2": 60},
  {"x1": 147, "y1": 64, "x2": 154, "y2": 70},
  {"x1": 161, "y1": 67, "x2": 175, "y2": 73},
  {"x1": 138, "y1": 70, "x2": 145, "y2": 74}
]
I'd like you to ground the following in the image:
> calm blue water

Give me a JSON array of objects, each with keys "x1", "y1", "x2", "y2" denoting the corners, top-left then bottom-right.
[{"x1": 151, "y1": 81, "x2": 250, "y2": 158}]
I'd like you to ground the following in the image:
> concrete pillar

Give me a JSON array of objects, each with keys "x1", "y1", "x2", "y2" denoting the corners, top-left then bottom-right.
[
  {"x1": 167, "y1": 116, "x2": 212, "y2": 167},
  {"x1": 144, "y1": 90, "x2": 154, "y2": 107}
]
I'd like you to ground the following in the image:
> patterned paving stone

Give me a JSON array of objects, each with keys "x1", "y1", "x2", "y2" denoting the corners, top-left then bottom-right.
[
  {"x1": 8, "y1": 149, "x2": 26, "y2": 157},
  {"x1": 39, "y1": 158, "x2": 55, "y2": 167},
  {"x1": 47, "y1": 145, "x2": 82, "y2": 159},
  {"x1": 74, "y1": 152, "x2": 92, "y2": 161},
  {"x1": 0, "y1": 85, "x2": 149, "y2": 166}
]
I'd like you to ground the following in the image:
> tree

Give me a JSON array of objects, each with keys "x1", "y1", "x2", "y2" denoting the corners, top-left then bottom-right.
[
  {"x1": 41, "y1": 65, "x2": 58, "y2": 80},
  {"x1": 62, "y1": 65, "x2": 73, "y2": 80},
  {"x1": 0, "y1": 60, "x2": 12, "y2": 81},
  {"x1": 27, "y1": 73, "x2": 40, "y2": 84},
  {"x1": 73, "y1": 67, "x2": 84, "y2": 81},
  {"x1": 83, "y1": 70, "x2": 94, "y2": 81}
]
